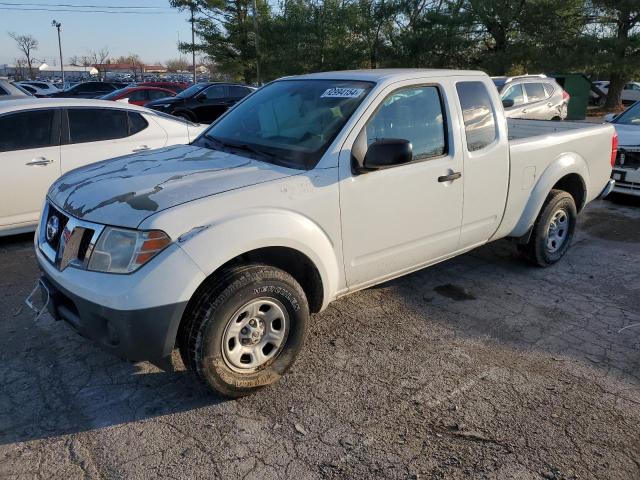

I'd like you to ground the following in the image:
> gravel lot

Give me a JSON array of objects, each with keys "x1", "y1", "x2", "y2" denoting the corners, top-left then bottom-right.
[{"x1": 1, "y1": 196, "x2": 639, "y2": 480}]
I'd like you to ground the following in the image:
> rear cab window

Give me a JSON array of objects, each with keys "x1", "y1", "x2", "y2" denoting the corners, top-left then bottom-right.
[{"x1": 456, "y1": 81, "x2": 498, "y2": 152}]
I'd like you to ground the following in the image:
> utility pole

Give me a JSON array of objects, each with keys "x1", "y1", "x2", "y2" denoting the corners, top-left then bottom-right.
[
  {"x1": 190, "y1": 4, "x2": 196, "y2": 83},
  {"x1": 252, "y1": 0, "x2": 261, "y2": 86},
  {"x1": 52, "y1": 20, "x2": 64, "y2": 85}
]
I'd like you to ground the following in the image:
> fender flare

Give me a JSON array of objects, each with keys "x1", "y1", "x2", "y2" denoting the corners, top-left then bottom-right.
[
  {"x1": 510, "y1": 153, "x2": 589, "y2": 238},
  {"x1": 176, "y1": 208, "x2": 341, "y2": 310}
]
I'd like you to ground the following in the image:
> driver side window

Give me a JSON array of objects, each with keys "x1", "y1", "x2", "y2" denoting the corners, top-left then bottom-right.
[
  {"x1": 502, "y1": 84, "x2": 525, "y2": 106},
  {"x1": 365, "y1": 86, "x2": 446, "y2": 161}
]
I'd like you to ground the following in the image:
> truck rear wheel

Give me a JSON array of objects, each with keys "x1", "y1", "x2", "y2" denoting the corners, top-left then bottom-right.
[
  {"x1": 179, "y1": 264, "x2": 309, "y2": 398},
  {"x1": 518, "y1": 189, "x2": 577, "y2": 267}
]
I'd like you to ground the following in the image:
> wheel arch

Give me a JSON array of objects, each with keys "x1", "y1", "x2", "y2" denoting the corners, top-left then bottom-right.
[
  {"x1": 176, "y1": 209, "x2": 341, "y2": 314},
  {"x1": 510, "y1": 153, "x2": 589, "y2": 238}
]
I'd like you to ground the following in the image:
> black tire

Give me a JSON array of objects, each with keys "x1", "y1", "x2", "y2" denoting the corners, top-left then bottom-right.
[
  {"x1": 179, "y1": 264, "x2": 309, "y2": 398},
  {"x1": 518, "y1": 189, "x2": 577, "y2": 267}
]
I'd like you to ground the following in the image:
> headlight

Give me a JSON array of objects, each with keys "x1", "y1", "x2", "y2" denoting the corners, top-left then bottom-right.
[
  {"x1": 87, "y1": 227, "x2": 171, "y2": 274},
  {"x1": 152, "y1": 103, "x2": 172, "y2": 108}
]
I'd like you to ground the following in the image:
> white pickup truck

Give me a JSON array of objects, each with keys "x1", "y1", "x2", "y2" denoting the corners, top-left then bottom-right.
[{"x1": 31, "y1": 69, "x2": 616, "y2": 397}]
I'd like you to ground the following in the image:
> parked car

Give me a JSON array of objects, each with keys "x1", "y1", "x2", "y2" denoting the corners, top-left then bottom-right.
[
  {"x1": 0, "y1": 98, "x2": 206, "y2": 236},
  {"x1": 146, "y1": 82, "x2": 255, "y2": 123},
  {"x1": 606, "y1": 102, "x2": 640, "y2": 196},
  {"x1": 135, "y1": 81, "x2": 189, "y2": 93},
  {"x1": 31, "y1": 69, "x2": 615, "y2": 397},
  {"x1": 492, "y1": 74, "x2": 569, "y2": 120},
  {"x1": 47, "y1": 81, "x2": 129, "y2": 99},
  {"x1": 591, "y1": 81, "x2": 640, "y2": 105},
  {"x1": 99, "y1": 86, "x2": 176, "y2": 106},
  {"x1": 16, "y1": 81, "x2": 60, "y2": 96},
  {"x1": 0, "y1": 78, "x2": 33, "y2": 100}
]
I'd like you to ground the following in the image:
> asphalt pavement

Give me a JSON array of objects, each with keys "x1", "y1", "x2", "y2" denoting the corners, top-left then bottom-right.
[{"x1": 0, "y1": 196, "x2": 639, "y2": 480}]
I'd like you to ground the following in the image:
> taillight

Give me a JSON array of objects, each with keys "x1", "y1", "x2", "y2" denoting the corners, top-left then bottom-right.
[
  {"x1": 562, "y1": 90, "x2": 570, "y2": 102},
  {"x1": 611, "y1": 131, "x2": 618, "y2": 167}
]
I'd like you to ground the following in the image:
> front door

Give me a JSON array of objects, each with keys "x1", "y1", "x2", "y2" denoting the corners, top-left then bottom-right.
[
  {"x1": 502, "y1": 83, "x2": 527, "y2": 118},
  {"x1": 340, "y1": 82, "x2": 464, "y2": 289},
  {"x1": 0, "y1": 109, "x2": 61, "y2": 227},
  {"x1": 193, "y1": 84, "x2": 230, "y2": 123}
]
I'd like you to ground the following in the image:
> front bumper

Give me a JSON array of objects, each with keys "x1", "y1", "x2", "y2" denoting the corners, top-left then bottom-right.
[
  {"x1": 35, "y1": 231, "x2": 207, "y2": 362},
  {"x1": 38, "y1": 273, "x2": 187, "y2": 362}
]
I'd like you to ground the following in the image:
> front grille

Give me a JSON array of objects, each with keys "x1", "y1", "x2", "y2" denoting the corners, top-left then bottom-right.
[
  {"x1": 44, "y1": 204, "x2": 69, "y2": 252},
  {"x1": 38, "y1": 201, "x2": 104, "y2": 271},
  {"x1": 616, "y1": 148, "x2": 640, "y2": 169}
]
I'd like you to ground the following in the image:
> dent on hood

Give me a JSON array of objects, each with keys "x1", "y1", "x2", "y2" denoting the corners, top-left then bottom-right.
[{"x1": 50, "y1": 145, "x2": 251, "y2": 219}]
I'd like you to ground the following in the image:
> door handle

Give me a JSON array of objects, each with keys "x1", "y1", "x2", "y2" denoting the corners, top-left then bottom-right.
[
  {"x1": 26, "y1": 157, "x2": 53, "y2": 166},
  {"x1": 132, "y1": 145, "x2": 150, "y2": 152},
  {"x1": 438, "y1": 172, "x2": 462, "y2": 182},
  {"x1": 522, "y1": 109, "x2": 528, "y2": 114}
]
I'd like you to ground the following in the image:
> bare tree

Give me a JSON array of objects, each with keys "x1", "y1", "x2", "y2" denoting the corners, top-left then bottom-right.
[
  {"x1": 8, "y1": 32, "x2": 38, "y2": 79},
  {"x1": 13, "y1": 57, "x2": 27, "y2": 80},
  {"x1": 89, "y1": 46, "x2": 110, "y2": 80},
  {"x1": 166, "y1": 57, "x2": 190, "y2": 72}
]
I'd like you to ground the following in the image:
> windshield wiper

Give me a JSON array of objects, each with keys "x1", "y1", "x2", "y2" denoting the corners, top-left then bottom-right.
[{"x1": 205, "y1": 136, "x2": 277, "y2": 161}]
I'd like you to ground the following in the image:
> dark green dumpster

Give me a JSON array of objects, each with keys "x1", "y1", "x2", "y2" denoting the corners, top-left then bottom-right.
[{"x1": 548, "y1": 73, "x2": 591, "y2": 120}]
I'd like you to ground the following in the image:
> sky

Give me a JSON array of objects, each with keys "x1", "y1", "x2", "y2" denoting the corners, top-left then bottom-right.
[{"x1": 0, "y1": 1, "x2": 193, "y2": 66}]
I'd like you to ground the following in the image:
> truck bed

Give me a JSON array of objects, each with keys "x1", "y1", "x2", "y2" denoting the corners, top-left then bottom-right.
[
  {"x1": 507, "y1": 118, "x2": 603, "y2": 141},
  {"x1": 492, "y1": 118, "x2": 615, "y2": 240}
]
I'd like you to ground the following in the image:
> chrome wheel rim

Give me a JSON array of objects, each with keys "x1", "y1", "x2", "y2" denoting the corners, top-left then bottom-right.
[
  {"x1": 221, "y1": 298, "x2": 289, "y2": 373},
  {"x1": 546, "y1": 209, "x2": 569, "y2": 253}
]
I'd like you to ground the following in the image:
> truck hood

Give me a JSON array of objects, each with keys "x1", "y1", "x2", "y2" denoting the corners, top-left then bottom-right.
[
  {"x1": 49, "y1": 145, "x2": 299, "y2": 228},
  {"x1": 613, "y1": 123, "x2": 640, "y2": 147}
]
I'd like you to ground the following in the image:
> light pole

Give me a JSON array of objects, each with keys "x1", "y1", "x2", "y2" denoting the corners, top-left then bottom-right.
[
  {"x1": 190, "y1": 4, "x2": 196, "y2": 84},
  {"x1": 51, "y1": 20, "x2": 64, "y2": 85},
  {"x1": 252, "y1": 0, "x2": 261, "y2": 86}
]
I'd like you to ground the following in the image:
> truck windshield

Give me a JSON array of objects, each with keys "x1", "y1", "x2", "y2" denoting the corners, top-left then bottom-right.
[
  {"x1": 613, "y1": 103, "x2": 640, "y2": 125},
  {"x1": 202, "y1": 79, "x2": 374, "y2": 169}
]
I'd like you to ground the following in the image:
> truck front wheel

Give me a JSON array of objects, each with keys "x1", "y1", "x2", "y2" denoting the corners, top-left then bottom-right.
[
  {"x1": 179, "y1": 264, "x2": 309, "y2": 397},
  {"x1": 518, "y1": 189, "x2": 577, "y2": 267}
]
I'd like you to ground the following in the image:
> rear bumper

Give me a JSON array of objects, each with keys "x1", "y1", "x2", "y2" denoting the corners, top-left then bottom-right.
[
  {"x1": 38, "y1": 274, "x2": 187, "y2": 362},
  {"x1": 598, "y1": 179, "x2": 616, "y2": 199},
  {"x1": 611, "y1": 168, "x2": 640, "y2": 197}
]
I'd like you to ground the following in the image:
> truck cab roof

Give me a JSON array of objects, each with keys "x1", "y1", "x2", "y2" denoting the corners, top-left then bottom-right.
[{"x1": 287, "y1": 68, "x2": 487, "y2": 84}]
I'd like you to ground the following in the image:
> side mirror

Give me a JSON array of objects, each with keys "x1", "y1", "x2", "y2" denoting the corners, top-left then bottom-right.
[
  {"x1": 195, "y1": 93, "x2": 206, "y2": 102},
  {"x1": 362, "y1": 139, "x2": 413, "y2": 171},
  {"x1": 604, "y1": 113, "x2": 616, "y2": 123},
  {"x1": 502, "y1": 98, "x2": 515, "y2": 108}
]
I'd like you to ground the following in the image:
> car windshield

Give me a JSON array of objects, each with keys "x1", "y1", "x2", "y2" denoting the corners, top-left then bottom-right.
[
  {"x1": 176, "y1": 83, "x2": 208, "y2": 98},
  {"x1": 614, "y1": 103, "x2": 640, "y2": 125},
  {"x1": 202, "y1": 79, "x2": 374, "y2": 169},
  {"x1": 100, "y1": 87, "x2": 131, "y2": 100}
]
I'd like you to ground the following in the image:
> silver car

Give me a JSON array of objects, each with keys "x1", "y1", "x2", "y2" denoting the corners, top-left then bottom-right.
[{"x1": 492, "y1": 75, "x2": 569, "y2": 120}]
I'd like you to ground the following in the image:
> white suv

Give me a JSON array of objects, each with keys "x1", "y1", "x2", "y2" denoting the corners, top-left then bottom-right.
[{"x1": 492, "y1": 75, "x2": 569, "y2": 120}]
